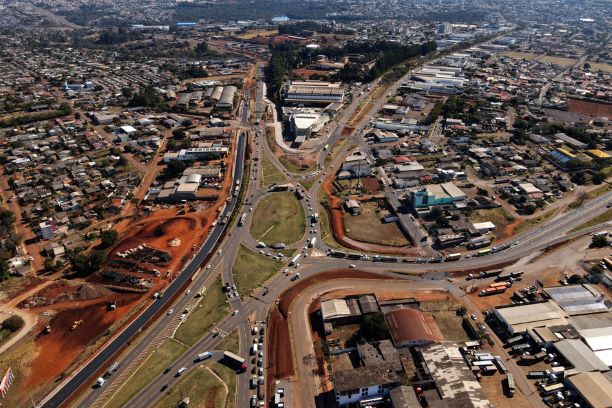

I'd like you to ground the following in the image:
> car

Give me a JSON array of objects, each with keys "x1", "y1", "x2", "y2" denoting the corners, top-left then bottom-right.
[
  {"x1": 232, "y1": 310, "x2": 239, "y2": 316},
  {"x1": 231, "y1": 285, "x2": 237, "y2": 291},
  {"x1": 258, "y1": 367, "x2": 263, "y2": 375},
  {"x1": 163, "y1": 367, "x2": 172, "y2": 374},
  {"x1": 185, "y1": 289, "x2": 190, "y2": 295},
  {"x1": 167, "y1": 309, "x2": 174, "y2": 315},
  {"x1": 257, "y1": 358, "x2": 263, "y2": 366},
  {"x1": 348, "y1": 264, "x2": 356, "y2": 268},
  {"x1": 251, "y1": 367, "x2": 257, "y2": 374},
  {"x1": 258, "y1": 350, "x2": 263, "y2": 357},
  {"x1": 470, "y1": 314, "x2": 477, "y2": 320},
  {"x1": 218, "y1": 249, "x2": 223, "y2": 254},
  {"x1": 179, "y1": 313, "x2": 187, "y2": 320},
  {"x1": 206, "y1": 264, "x2": 211, "y2": 269},
  {"x1": 251, "y1": 396, "x2": 258, "y2": 407},
  {"x1": 160, "y1": 383, "x2": 169, "y2": 392}
]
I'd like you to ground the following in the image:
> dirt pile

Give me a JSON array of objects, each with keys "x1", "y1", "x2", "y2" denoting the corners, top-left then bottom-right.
[{"x1": 18, "y1": 281, "x2": 111, "y2": 308}]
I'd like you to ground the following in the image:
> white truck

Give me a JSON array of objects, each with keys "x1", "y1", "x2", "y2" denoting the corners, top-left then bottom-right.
[{"x1": 197, "y1": 351, "x2": 213, "y2": 361}]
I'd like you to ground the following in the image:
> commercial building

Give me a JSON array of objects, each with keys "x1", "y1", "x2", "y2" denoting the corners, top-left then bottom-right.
[
  {"x1": 389, "y1": 386, "x2": 421, "y2": 408},
  {"x1": 409, "y1": 182, "x2": 466, "y2": 208},
  {"x1": 341, "y1": 152, "x2": 372, "y2": 178},
  {"x1": 492, "y1": 300, "x2": 568, "y2": 334},
  {"x1": 284, "y1": 80, "x2": 345, "y2": 105},
  {"x1": 438, "y1": 23, "x2": 453, "y2": 35},
  {"x1": 333, "y1": 366, "x2": 399, "y2": 406},
  {"x1": 163, "y1": 147, "x2": 228, "y2": 162}
]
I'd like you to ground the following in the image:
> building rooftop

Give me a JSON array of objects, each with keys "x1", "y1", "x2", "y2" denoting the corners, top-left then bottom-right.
[
  {"x1": 333, "y1": 366, "x2": 399, "y2": 393},
  {"x1": 567, "y1": 372, "x2": 612, "y2": 408},
  {"x1": 553, "y1": 339, "x2": 609, "y2": 373},
  {"x1": 386, "y1": 308, "x2": 443, "y2": 346}
]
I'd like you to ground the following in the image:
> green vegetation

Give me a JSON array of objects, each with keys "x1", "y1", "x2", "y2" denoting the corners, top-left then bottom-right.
[
  {"x1": 233, "y1": 245, "x2": 283, "y2": 297},
  {"x1": 174, "y1": 277, "x2": 228, "y2": 346},
  {"x1": 262, "y1": 155, "x2": 287, "y2": 187},
  {"x1": 154, "y1": 365, "x2": 226, "y2": 408},
  {"x1": 0, "y1": 102, "x2": 72, "y2": 128},
  {"x1": 571, "y1": 209, "x2": 612, "y2": 232},
  {"x1": 432, "y1": 311, "x2": 470, "y2": 342},
  {"x1": 129, "y1": 86, "x2": 168, "y2": 110},
  {"x1": 99, "y1": 229, "x2": 119, "y2": 249},
  {"x1": 250, "y1": 192, "x2": 305, "y2": 244},
  {"x1": 176, "y1": 1, "x2": 335, "y2": 22},
  {"x1": 592, "y1": 235, "x2": 609, "y2": 248},
  {"x1": 350, "y1": 312, "x2": 389, "y2": 345},
  {"x1": 318, "y1": 195, "x2": 343, "y2": 250},
  {"x1": 211, "y1": 362, "x2": 237, "y2": 408},
  {"x1": 70, "y1": 250, "x2": 106, "y2": 276},
  {"x1": 0, "y1": 315, "x2": 24, "y2": 346},
  {"x1": 217, "y1": 330, "x2": 240, "y2": 354},
  {"x1": 0, "y1": 209, "x2": 20, "y2": 281},
  {"x1": 107, "y1": 339, "x2": 188, "y2": 408},
  {"x1": 278, "y1": 248, "x2": 297, "y2": 258},
  {"x1": 514, "y1": 209, "x2": 556, "y2": 234}
]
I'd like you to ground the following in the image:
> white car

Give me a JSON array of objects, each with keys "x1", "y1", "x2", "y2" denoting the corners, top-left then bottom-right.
[
  {"x1": 348, "y1": 264, "x2": 356, "y2": 268},
  {"x1": 232, "y1": 310, "x2": 239, "y2": 316},
  {"x1": 167, "y1": 309, "x2": 174, "y2": 315}
]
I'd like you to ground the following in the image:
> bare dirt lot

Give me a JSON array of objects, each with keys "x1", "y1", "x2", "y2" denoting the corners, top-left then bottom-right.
[{"x1": 567, "y1": 98, "x2": 612, "y2": 117}]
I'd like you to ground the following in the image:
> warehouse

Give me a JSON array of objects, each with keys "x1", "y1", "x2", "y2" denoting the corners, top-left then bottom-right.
[
  {"x1": 386, "y1": 308, "x2": 443, "y2": 347},
  {"x1": 553, "y1": 339, "x2": 609, "y2": 373},
  {"x1": 216, "y1": 85, "x2": 237, "y2": 109},
  {"x1": 492, "y1": 300, "x2": 568, "y2": 334},
  {"x1": 577, "y1": 327, "x2": 612, "y2": 367},
  {"x1": 543, "y1": 285, "x2": 609, "y2": 315},
  {"x1": 567, "y1": 372, "x2": 612, "y2": 408}
]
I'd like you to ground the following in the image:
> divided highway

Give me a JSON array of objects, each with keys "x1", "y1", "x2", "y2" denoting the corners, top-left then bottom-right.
[{"x1": 40, "y1": 133, "x2": 247, "y2": 408}]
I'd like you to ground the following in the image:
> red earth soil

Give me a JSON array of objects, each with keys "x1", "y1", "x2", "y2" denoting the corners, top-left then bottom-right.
[{"x1": 567, "y1": 98, "x2": 612, "y2": 117}]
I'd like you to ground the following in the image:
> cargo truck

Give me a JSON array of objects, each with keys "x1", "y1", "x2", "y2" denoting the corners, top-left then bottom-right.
[
  {"x1": 223, "y1": 351, "x2": 247, "y2": 371},
  {"x1": 479, "y1": 286, "x2": 506, "y2": 296},
  {"x1": 197, "y1": 351, "x2": 213, "y2": 361}
]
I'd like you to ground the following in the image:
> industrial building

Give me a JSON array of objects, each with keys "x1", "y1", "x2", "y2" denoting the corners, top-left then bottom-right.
[
  {"x1": 163, "y1": 147, "x2": 229, "y2": 162},
  {"x1": 567, "y1": 372, "x2": 612, "y2": 408},
  {"x1": 341, "y1": 152, "x2": 372, "y2": 178},
  {"x1": 543, "y1": 285, "x2": 609, "y2": 315},
  {"x1": 419, "y1": 342, "x2": 493, "y2": 408},
  {"x1": 284, "y1": 80, "x2": 345, "y2": 105},
  {"x1": 552, "y1": 339, "x2": 609, "y2": 374},
  {"x1": 216, "y1": 85, "x2": 237, "y2": 109}
]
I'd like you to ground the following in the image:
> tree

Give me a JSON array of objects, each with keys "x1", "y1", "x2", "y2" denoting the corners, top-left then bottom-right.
[
  {"x1": 568, "y1": 274, "x2": 587, "y2": 284},
  {"x1": 71, "y1": 251, "x2": 106, "y2": 275},
  {"x1": 591, "y1": 172, "x2": 605, "y2": 185},
  {"x1": 360, "y1": 312, "x2": 388, "y2": 341},
  {"x1": 591, "y1": 235, "x2": 608, "y2": 248},
  {"x1": 100, "y1": 229, "x2": 119, "y2": 249},
  {"x1": 2, "y1": 315, "x2": 24, "y2": 332},
  {"x1": 0, "y1": 259, "x2": 9, "y2": 281}
]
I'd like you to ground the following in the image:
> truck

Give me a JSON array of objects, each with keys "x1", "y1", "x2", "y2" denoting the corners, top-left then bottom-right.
[
  {"x1": 494, "y1": 356, "x2": 508, "y2": 373},
  {"x1": 489, "y1": 282, "x2": 510, "y2": 289},
  {"x1": 506, "y1": 335, "x2": 524, "y2": 345},
  {"x1": 289, "y1": 254, "x2": 301, "y2": 266},
  {"x1": 528, "y1": 371, "x2": 548, "y2": 379},
  {"x1": 308, "y1": 237, "x2": 316, "y2": 248},
  {"x1": 445, "y1": 253, "x2": 461, "y2": 261},
  {"x1": 466, "y1": 269, "x2": 503, "y2": 280},
  {"x1": 511, "y1": 343, "x2": 531, "y2": 353},
  {"x1": 477, "y1": 248, "x2": 492, "y2": 256},
  {"x1": 506, "y1": 373, "x2": 515, "y2": 397},
  {"x1": 223, "y1": 351, "x2": 247, "y2": 371},
  {"x1": 106, "y1": 362, "x2": 120, "y2": 377},
  {"x1": 238, "y1": 213, "x2": 247, "y2": 227},
  {"x1": 541, "y1": 383, "x2": 564, "y2": 395},
  {"x1": 479, "y1": 286, "x2": 506, "y2": 296},
  {"x1": 197, "y1": 351, "x2": 213, "y2": 361}
]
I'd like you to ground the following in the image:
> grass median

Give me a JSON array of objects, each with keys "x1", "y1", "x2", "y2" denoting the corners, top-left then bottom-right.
[
  {"x1": 571, "y1": 208, "x2": 612, "y2": 232},
  {"x1": 514, "y1": 209, "x2": 556, "y2": 234},
  {"x1": 154, "y1": 364, "x2": 226, "y2": 408},
  {"x1": 233, "y1": 245, "x2": 283, "y2": 298},
  {"x1": 107, "y1": 338, "x2": 187, "y2": 408},
  {"x1": 262, "y1": 155, "x2": 287, "y2": 187},
  {"x1": 250, "y1": 191, "x2": 305, "y2": 245},
  {"x1": 174, "y1": 277, "x2": 228, "y2": 346}
]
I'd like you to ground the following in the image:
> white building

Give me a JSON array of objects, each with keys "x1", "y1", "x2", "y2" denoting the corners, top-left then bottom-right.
[{"x1": 341, "y1": 152, "x2": 371, "y2": 177}]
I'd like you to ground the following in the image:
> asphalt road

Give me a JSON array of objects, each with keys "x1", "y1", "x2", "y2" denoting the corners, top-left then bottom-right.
[{"x1": 40, "y1": 133, "x2": 247, "y2": 408}]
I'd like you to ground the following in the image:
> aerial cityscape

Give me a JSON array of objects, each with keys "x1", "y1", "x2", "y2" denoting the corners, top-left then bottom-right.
[{"x1": 0, "y1": 1, "x2": 610, "y2": 407}]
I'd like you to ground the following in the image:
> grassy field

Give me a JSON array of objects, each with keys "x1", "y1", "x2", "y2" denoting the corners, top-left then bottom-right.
[
  {"x1": 586, "y1": 61, "x2": 612, "y2": 73},
  {"x1": 261, "y1": 155, "x2": 286, "y2": 187},
  {"x1": 250, "y1": 191, "x2": 305, "y2": 244},
  {"x1": 233, "y1": 245, "x2": 283, "y2": 297},
  {"x1": 318, "y1": 195, "x2": 343, "y2": 250},
  {"x1": 108, "y1": 339, "x2": 188, "y2": 408},
  {"x1": 217, "y1": 330, "x2": 240, "y2": 354},
  {"x1": 154, "y1": 365, "x2": 226, "y2": 408},
  {"x1": 174, "y1": 277, "x2": 228, "y2": 346},
  {"x1": 502, "y1": 51, "x2": 577, "y2": 67},
  {"x1": 211, "y1": 362, "x2": 237, "y2": 408},
  {"x1": 571, "y1": 208, "x2": 612, "y2": 232},
  {"x1": 235, "y1": 29, "x2": 277, "y2": 40},
  {"x1": 344, "y1": 202, "x2": 409, "y2": 246},
  {"x1": 514, "y1": 209, "x2": 556, "y2": 234},
  {"x1": 470, "y1": 207, "x2": 515, "y2": 239},
  {"x1": 431, "y1": 310, "x2": 470, "y2": 342}
]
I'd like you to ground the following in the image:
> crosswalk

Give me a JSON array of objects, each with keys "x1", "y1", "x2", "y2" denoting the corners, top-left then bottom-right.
[{"x1": 89, "y1": 260, "x2": 224, "y2": 408}]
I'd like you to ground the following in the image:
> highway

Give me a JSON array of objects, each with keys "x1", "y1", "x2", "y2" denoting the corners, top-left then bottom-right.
[
  {"x1": 39, "y1": 44, "x2": 612, "y2": 408},
  {"x1": 40, "y1": 132, "x2": 247, "y2": 408}
]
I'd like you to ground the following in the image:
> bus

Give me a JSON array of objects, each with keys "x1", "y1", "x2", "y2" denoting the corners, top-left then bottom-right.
[
  {"x1": 506, "y1": 374, "x2": 515, "y2": 397},
  {"x1": 223, "y1": 351, "x2": 247, "y2": 371},
  {"x1": 477, "y1": 248, "x2": 492, "y2": 256},
  {"x1": 445, "y1": 253, "x2": 461, "y2": 261}
]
